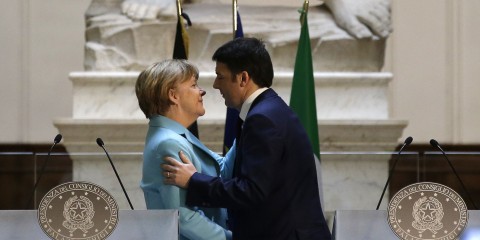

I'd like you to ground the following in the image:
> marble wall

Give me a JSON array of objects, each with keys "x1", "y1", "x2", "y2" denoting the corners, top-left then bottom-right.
[
  {"x1": 2, "y1": 0, "x2": 480, "y2": 144},
  {"x1": 2, "y1": 0, "x2": 480, "y2": 212}
]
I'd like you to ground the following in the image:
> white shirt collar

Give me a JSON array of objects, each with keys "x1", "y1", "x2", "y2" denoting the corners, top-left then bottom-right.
[{"x1": 239, "y1": 87, "x2": 268, "y2": 121}]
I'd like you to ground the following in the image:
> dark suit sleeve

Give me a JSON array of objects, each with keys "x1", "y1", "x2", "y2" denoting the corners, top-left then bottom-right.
[{"x1": 186, "y1": 114, "x2": 282, "y2": 209}]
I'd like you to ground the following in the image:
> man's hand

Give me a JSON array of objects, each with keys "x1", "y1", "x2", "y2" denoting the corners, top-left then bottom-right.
[{"x1": 162, "y1": 151, "x2": 197, "y2": 188}]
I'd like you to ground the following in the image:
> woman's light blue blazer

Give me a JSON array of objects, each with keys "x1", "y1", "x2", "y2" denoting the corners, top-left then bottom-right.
[{"x1": 141, "y1": 115, "x2": 235, "y2": 240}]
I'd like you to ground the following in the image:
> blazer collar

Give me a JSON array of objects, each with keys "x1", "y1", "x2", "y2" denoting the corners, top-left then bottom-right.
[
  {"x1": 149, "y1": 115, "x2": 214, "y2": 157},
  {"x1": 249, "y1": 88, "x2": 277, "y2": 113},
  {"x1": 239, "y1": 87, "x2": 269, "y2": 121},
  {"x1": 149, "y1": 115, "x2": 186, "y2": 135}
]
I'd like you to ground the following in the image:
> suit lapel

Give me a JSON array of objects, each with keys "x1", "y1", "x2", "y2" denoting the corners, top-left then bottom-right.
[
  {"x1": 233, "y1": 89, "x2": 277, "y2": 177},
  {"x1": 184, "y1": 132, "x2": 205, "y2": 152},
  {"x1": 184, "y1": 131, "x2": 220, "y2": 162},
  {"x1": 233, "y1": 117, "x2": 243, "y2": 177}
]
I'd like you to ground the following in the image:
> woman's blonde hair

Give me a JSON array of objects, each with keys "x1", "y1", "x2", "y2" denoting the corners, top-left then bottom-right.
[{"x1": 135, "y1": 59, "x2": 199, "y2": 118}]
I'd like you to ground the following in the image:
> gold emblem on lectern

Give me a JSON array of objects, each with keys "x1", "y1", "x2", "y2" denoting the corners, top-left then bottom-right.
[
  {"x1": 37, "y1": 181, "x2": 119, "y2": 240},
  {"x1": 387, "y1": 182, "x2": 468, "y2": 240}
]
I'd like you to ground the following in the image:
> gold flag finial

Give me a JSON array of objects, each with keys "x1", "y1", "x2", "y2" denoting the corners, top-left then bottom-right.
[
  {"x1": 176, "y1": 0, "x2": 182, "y2": 17},
  {"x1": 303, "y1": 0, "x2": 309, "y2": 13},
  {"x1": 301, "y1": 0, "x2": 309, "y2": 24},
  {"x1": 233, "y1": 0, "x2": 238, "y2": 38}
]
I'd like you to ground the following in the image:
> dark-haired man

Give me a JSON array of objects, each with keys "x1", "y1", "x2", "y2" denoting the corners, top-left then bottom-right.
[{"x1": 163, "y1": 37, "x2": 331, "y2": 240}]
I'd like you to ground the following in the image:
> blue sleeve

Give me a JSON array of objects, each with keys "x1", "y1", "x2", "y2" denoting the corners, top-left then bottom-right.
[
  {"x1": 210, "y1": 142, "x2": 236, "y2": 180},
  {"x1": 142, "y1": 138, "x2": 230, "y2": 240}
]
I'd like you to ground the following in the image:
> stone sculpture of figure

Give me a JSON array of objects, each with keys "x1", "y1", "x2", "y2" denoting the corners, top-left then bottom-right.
[
  {"x1": 107, "y1": 0, "x2": 392, "y2": 38},
  {"x1": 84, "y1": 0, "x2": 391, "y2": 71},
  {"x1": 85, "y1": 0, "x2": 177, "y2": 21}
]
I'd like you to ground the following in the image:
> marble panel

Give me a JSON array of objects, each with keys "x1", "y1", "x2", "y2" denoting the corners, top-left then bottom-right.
[
  {"x1": 322, "y1": 153, "x2": 391, "y2": 211},
  {"x1": 70, "y1": 71, "x2": 391, "y2": 120},
  {"x1": 70, "y1": 72, "x2": 143, "y2": 119},
  {"x1": 70, "y1": 153, "x2": 146, "y2": 210}
]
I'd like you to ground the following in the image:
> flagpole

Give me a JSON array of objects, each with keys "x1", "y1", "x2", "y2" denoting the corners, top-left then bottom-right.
[{"x1": 233, "y1": 0, "x2": 238, "y2": 38}]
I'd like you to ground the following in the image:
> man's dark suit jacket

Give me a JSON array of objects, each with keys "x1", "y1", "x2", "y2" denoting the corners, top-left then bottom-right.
[{"x1": 186, "y1": 89, "x2": 332, "y2": 240}]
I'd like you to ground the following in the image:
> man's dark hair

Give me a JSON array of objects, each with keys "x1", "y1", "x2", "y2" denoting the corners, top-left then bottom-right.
[{"x1": 212, "y1": 37, "x2": 274, "y2": 88}]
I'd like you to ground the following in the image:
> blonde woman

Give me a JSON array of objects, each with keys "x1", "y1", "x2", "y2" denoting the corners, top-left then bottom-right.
[{"x1": 135, "y1": 59, "x2": 234, "y2": 240}]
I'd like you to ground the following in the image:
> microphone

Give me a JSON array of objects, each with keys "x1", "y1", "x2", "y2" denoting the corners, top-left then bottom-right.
[
  {"x1": 26, "y1": 134, "x2": 62, "y2": 209},
  {"x1": 96, "y1": 138, "x2": 134, "y2": 210},
  {"x1": 430, "y1": 139, "x2": 477, "y2": 209},
  {"x1": 376, "y1": 136, "x2": 413, "y2": 210}
]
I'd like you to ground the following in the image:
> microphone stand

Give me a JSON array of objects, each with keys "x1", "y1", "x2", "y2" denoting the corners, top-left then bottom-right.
[
  {"x1": 25, "y1": 134, "x2": 62, "y2": 209},
  {"x1": 430, "y1": 139, "x2": 478, "y2": 210},
  {"x1": 96, "y1": 138, "x2": 134, "y2": 210},
  {"x1": 376, "y1": 136, "x2": 413, "y2": 210}
]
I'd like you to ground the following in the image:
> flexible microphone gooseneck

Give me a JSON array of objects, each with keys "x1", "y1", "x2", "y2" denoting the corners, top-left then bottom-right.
[
  {"x1": 25, "y1": 134, "x2": 62, "y2": 209},
  {"x1": 96, "y1": 138, "x2": 134, "y2": 210},
  {"x1": 430, "y1": 139, "x2": 478, "y2": 210},
  {"x1": 376, "y1": 136, "x2": 413, "y2": 210}
]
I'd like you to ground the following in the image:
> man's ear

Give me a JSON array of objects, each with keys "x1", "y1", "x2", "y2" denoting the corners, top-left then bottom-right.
[{"x1": 239, "y1": 71, "x2": 249, "y2": 87}]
